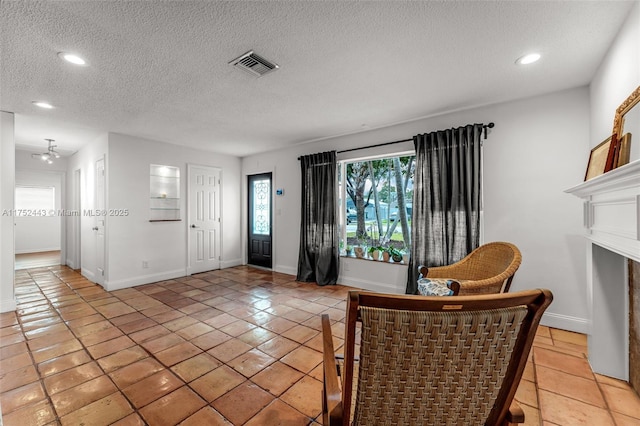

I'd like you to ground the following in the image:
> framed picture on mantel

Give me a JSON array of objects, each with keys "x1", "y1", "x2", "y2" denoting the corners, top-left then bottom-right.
[
  {"x1": 585, "y1": 135, "x2": 614, "y2": 181},
  {"x1": 613, "y1": 133, "x2": 632, "y2": 169}
]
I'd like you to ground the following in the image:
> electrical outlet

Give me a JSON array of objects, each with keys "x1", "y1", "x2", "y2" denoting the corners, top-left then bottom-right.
[{"x1": 142, "y1": 260, "x2": 149, "y2": 269}]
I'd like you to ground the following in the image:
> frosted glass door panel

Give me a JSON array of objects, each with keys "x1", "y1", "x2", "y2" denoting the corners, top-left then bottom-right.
[{"x1": 252, "y1": 178, "x2": 271, "y2": 235}]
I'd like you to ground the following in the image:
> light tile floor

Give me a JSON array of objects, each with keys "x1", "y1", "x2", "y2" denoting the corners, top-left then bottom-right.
[
  {"x1": 1, "y1": 265, "x2": 640, "y2": 425},
  {"x1": 14, "y1": 251, "x2": 61, "y2": 270}
]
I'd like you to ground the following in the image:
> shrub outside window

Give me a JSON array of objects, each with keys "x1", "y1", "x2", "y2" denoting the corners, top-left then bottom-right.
[{"x1": 339, "y1": 154, "x2": 414, "y2": 262}]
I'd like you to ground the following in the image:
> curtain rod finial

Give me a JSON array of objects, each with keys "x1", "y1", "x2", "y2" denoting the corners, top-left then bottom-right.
[{"x1": 483, "y1": 122, "x2": 494, "y2": 139}]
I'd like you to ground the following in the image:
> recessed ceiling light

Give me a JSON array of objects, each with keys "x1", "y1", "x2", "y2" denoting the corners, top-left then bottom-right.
[
  {"x1": 32, "y1": 101, "x2": 54, "y2": 109},
  {"x1": 516, "y1": 53, "x2": 541, "y2": 65},
  {"x1": 58, "y1": 52, "x2": 87, "y2": 65}
]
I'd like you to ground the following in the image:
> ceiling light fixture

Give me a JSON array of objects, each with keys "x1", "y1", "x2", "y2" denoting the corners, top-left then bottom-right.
[
  {"x1": 32, "y1": 101, "x2": 54, "y2": 109},
  {"x1": 516, "y1": 53, "x2": 541, "y2": 65},
  {"x1": 31, "y1": 139, "x2": 61, "y2": 164},
  {"x1": 58, "y1": 52, "x2": 87, "y2": 65}
]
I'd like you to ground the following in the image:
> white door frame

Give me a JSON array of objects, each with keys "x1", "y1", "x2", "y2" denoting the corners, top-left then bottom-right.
[
  {"x1": 69, "y1": 168, "x2": 81, "y2": 270},
  {"x1": 242, "y1": 166, "x2": 276, "y2": 267},
  {"x1": 94, "y1": 156, "x2": 106, "y2": 286}
]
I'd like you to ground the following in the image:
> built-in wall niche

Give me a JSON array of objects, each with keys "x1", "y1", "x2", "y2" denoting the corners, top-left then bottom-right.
[{"x1": 149, "y1": 164, "x2": 180, "y2": 221}]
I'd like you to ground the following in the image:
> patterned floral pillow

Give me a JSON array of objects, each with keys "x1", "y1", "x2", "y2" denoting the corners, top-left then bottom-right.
[{"x1": 417, "y1": 278, "x2": 457, "y2": 296}]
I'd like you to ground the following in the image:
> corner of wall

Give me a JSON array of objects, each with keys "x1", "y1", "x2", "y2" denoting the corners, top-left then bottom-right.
[{"x1": 0, "y1": 111, "x2": 16, "y2": 312}]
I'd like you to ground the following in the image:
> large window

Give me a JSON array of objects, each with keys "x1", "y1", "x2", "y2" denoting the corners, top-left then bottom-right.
[
  {"x1": 15, "y1": 185, "x2": 55, "y2": 212},
  {"x1": 339, "y1": 153, "x2": 414, "y2": 261}
]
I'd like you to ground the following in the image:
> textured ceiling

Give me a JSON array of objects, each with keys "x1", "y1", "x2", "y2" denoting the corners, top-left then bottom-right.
[{"x1": 0, "y1": 1, "x2": 635, "y2": 158}]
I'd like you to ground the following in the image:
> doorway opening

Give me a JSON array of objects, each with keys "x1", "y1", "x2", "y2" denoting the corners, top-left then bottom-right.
[
  {"x1": 15, "y1": 251, "x2": 60, "y2": 270},
  {"x1": 14, "y1": 172, "x2": 64, "y2": 270}
]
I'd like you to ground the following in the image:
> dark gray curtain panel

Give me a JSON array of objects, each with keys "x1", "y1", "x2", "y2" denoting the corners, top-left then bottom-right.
[
  {"x1": 406, "y1": 124, "x2": 483, "y2": 294},
  {"x1": 296, "y1": 151, "x2": 339, "y2": 286}
]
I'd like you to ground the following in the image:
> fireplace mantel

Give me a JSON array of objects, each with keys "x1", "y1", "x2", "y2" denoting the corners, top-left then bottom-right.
[
  {"x1": 565, "y1": 159, "x2": 640, "y2": 381},
  {"x1": 565, "y1": 159, "x2": 640, "y2": 263}
]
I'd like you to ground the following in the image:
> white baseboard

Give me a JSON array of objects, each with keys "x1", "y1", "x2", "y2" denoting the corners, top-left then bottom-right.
[
  {"x1": 336, "y1": 276, "x2": 403, "y2": 294},
  {"x1": 220, "y1": 258, "x2": 243, "y2": 269},
  {"x1": 269, "y1": 263, "x2": 406, "y2": 293},
  {"x1": 0, "y1": 297, "x2": 16, "y2": 313},
  {"x1": 273, "y1": 264, "x2": 296, "y2": 276},
  {"x1": 105, "y1": 269, "x2": 187, "y2": 291},
  {"x1": 541, "y1": 311, "x2": 590, "y2": 334},
  {"x1": 15, "y1": 247, "x2": 61, "y2": 254},
  {"x1": 81, "y1": 268, "x2": 96, "y2": 283}
]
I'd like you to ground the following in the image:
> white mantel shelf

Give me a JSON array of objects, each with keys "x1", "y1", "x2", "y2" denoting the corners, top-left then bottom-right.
[
  {"x1": 565, "y1": 159, "x2": 640, "y2": 381},
  {"x1": 565, "y1": 159, "x2": 640, "y2": 263}
]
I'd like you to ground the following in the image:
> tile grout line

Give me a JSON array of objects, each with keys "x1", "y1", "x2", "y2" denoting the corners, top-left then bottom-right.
[
  {"x1": 20, "y1": 266, "x2": 324, "y2": 424},
  {"x1": 13, "y1": 277, "x2": 55, "y2": 425},
  {"x1": 26, "y1": 269, "x2": 119, "y2": 424},
  {"x1": 23, "y1": 269, "x2": 157, "y2": 424}
]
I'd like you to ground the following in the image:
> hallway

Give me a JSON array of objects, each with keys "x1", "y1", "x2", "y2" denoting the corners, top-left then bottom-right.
[{"x1": 14, "y1": 251, "x2": 61, "y2": 271}]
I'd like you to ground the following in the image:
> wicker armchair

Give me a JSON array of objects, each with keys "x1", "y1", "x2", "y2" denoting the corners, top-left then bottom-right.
[
  {"x1": 321, "y1": 289, "x2": 553, "y2": 426},
  {"x1": 421, "y1": 241, "x2": 522, "y2": 295}
]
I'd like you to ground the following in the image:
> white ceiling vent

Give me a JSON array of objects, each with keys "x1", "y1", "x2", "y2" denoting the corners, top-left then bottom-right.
[{"x1": 229, "y1": 50, "x2": 279, "y2": 77}]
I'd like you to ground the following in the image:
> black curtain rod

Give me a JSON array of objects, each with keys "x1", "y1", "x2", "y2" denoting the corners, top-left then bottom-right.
[
  {"x1": 336, "y1": 122, "x2": 494, "y2": 155},
  {"x1": 298, "y1": 122, "x2": 494, "y2": 160}
]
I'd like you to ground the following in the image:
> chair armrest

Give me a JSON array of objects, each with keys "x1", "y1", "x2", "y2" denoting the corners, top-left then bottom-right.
[
  {"x1": 505, "y1": 400, "x2": 525, "y2": 424},
  {"x1": 321, "y1": 314, "x2": 343, "y2": 425}
]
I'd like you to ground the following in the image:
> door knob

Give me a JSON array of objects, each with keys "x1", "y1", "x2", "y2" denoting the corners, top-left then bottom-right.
[
  {"x1": 92, "y1": 227, "x2": 99, "y2": 231},
  {"x1": 191, "y1": 224, "x2": 198, "y2": 228}
]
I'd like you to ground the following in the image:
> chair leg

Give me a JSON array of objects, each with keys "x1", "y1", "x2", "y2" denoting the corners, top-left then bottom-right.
[
  {"x1": 503, "y1": 276, "x2": 515, "y2": 292},
  {"x1": 503, "y1": 401, "x2": 525, "y2": 424},
  {"x1": 322, "y1": 389, "x2": 328, "y2": 425}
]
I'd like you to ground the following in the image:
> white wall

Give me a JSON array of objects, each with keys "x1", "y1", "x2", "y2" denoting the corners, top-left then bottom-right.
[
  {"x1": 0, "y1": 111, "x2": 16, "y2": 313},
  {"x1": 105, "y1": 133, "x2": 242, "y2": 291},
  {"x1": 480, "y1": 89, "x2": 589, "y2": 332},
  {"x1": 591, "y1": 1, "x2": 640, "y2": 160},
  {"x1": 14, "y1": 150, "x2": 68, "y2": 255},
  {"x1": 242, "y1": 86, "x2": 590, "y2": 333}
]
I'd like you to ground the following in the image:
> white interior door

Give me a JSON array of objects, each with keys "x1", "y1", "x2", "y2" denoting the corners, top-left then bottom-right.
[
  {"x1": 95, "y1": 157, "x2": 105, "y2": 285},
  {"x1": 188, "y1": 165, "x2": 221, "y2": 274}
]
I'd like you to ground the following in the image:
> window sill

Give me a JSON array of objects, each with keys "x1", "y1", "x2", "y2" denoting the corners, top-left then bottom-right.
[{"x1": 340, "y1": 254, "x2": 408, "y2": 265}]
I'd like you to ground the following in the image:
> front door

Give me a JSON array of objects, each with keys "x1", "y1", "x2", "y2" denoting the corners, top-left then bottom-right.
[
  {"x1": 248, "y1": 173, "x2": 272, "y2": 268},
  {"x1": 188, "y1": 165, "x2": 221, "y2": 275}
]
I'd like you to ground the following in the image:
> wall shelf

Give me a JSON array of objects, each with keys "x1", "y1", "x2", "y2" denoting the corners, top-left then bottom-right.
[{"x1": 150, "y1": 165, "x2": 180, "y2": 221}]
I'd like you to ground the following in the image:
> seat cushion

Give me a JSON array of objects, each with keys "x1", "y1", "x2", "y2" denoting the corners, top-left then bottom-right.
[{"x1": 417, "y1": 278, "x2": 457, "y2": 296}]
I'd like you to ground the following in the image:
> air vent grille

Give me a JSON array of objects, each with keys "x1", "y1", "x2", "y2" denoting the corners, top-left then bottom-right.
[{"x1": 229, "y1": 51, "x2": 279, "y2": 77}]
